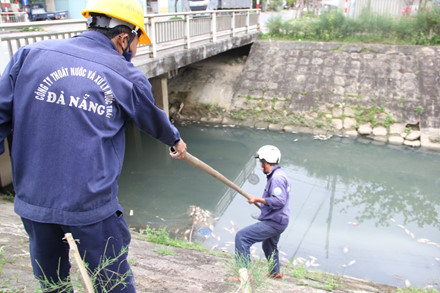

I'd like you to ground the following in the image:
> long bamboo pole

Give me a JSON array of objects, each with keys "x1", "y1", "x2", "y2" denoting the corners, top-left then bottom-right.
[{"x1": 172, "y1": 149, "x2": 261, "y2": 210}]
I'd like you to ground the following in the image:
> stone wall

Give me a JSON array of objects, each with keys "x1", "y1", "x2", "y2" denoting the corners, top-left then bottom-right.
[{"x1": 170, "y1": 41, "x2": 440, "y2": 151}]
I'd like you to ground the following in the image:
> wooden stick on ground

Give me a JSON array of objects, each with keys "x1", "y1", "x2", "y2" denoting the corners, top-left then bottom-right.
[
  {"x1": 239, "y1": 268, "x2": 252, "y2": 293},
  {"x1": 64, "y1": 233, "x2": 94, "y2": 293}
]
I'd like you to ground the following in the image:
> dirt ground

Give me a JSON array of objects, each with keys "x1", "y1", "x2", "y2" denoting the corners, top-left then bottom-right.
[{"x1": 0, "y1": 196, "x2": 401, "y2": 293}]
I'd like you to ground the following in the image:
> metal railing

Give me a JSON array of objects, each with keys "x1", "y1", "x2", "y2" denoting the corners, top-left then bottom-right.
[
  {"x1": 0, "y1": 12, "x2": 27, "y2": 23},
  {"x1": 0, "y1": 9, "x2": 260, "y2": 60}
]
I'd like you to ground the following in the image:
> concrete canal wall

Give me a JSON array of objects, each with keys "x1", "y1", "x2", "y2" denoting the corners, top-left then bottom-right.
[{"x1": 171, "y1": 41, "x2": 440, "y2": 151}]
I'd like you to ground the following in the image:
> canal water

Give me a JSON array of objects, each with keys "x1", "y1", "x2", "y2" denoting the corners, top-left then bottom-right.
[{"x1": 118, "y1": 122, "x2": 440, "y2": 289}]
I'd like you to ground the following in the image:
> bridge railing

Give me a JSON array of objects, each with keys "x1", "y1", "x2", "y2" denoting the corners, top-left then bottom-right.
[{"x1": 0, "y1": 9, "x2": 260, "y2": 60}]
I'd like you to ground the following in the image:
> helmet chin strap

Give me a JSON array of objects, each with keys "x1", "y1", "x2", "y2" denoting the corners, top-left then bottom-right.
[{"x1": 122, "y1": 29, "x2": 138, "y2": 62}]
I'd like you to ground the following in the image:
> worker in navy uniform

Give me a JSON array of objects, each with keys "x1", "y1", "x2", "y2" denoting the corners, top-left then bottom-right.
[
  {"x1": 235, "y1": 145, "x2": 290, "y2": 279},
  {"x1": 0, "y1": 0, "x2": 187, "y2": 291}
]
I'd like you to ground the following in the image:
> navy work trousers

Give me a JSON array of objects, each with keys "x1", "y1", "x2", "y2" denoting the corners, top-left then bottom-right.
[
  {"x1": 234, "y1": 221, "x2": 283, "y2": 275},
  {"x1": 21, "y1": 211, "x2": 136, "y2": 293}
]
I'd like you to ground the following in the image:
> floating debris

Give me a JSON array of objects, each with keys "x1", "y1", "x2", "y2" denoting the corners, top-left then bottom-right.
[
  {"x1": 313, "y1": 134, "x2": 333, "y2": 141},
  {"x1": 393, "y1": 275, "x2": 403, "y2": 280},
  {"x1": 343, "y1": 246, "x2": 349, "y2": 254},
  {"x1": 129, "y1": 210, "x2": 133, "y2": 216},
  {"x1": 347, "y1": 221, "x2": 360, "y2": 226},
  {"x1": 187, "y1": 205, "x2": 215, "y2": 242},
  {"x1": 405, "y1": 279, "x2": 411, "y2": 287},
  {"x1": 342, "y1": 260, "x2": 356, "y2": 268}
]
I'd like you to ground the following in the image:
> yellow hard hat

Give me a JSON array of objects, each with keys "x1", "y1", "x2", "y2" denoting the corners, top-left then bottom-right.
[{"x1": 82, "y1": 0, "x2": 151, "y2": 45}]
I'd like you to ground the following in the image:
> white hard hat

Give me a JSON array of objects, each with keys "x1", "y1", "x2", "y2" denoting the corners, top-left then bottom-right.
[{"x1": 255, "y1": 145, "x2": 281, "y2": 164}]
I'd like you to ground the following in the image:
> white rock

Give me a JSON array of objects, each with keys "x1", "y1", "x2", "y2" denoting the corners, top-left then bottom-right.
[
  {"x1": 332, "y1": 107, "x2": 343, "y2": 117},
  {"x1": 344, "y1": 130, "x2": 358, "y2": 137},
  {"x1": 344, "y1": 107, "x2": 356, "y2": 116},
  {"x1": 373, "y1": 136, "x2": 388, "y2": 142},
  {"x1": 343, "y1": 117, "x2": 357, "y2": 130},
  {"x1": 373, "y1": 126, "x2": 388, "y2": 136},
  {"x1": 358, "y1": 123, "x2": 372, "y2": 135},
  {"x1": 406, "y1": 130, "x2": 421, "y2": 141},
  {"x1": 388, "y1": 136, "x2": 404, "y2": 145},
  {"x1": 389, "y1": 123, "x2": 406, "y2": 134},
  {"x1": 420, "y1": 134, "x2": 440, "y2": 151},
  {"x1": 404, "y1": 140, "x2": 421, "y2": 147},
  {"x1": 331, "y1": 119, "x2": 343, "y2": 130}
]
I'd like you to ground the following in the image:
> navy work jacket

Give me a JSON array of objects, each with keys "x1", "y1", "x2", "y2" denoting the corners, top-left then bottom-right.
[
  {"x1": 258, "y1": 165, "x2": 291, "y2": 231},
  {"x1": 0, "y1": 31, "x2": 180, "y2": 225}
]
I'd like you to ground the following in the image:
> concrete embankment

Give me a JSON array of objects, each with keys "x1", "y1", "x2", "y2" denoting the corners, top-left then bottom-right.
[{"x1": 168, "y1": 41, "x2": 440, "y2": 152}]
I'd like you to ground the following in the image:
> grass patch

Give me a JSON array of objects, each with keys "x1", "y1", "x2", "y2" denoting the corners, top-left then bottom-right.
[
  {"x1": 262, "y1": 7, "x2": 440, "y2": 46},
  {"x1": 153, "y1": 246, "x2": 177, "y2": 256},
  {"x1": 139, "y1": 226, "x2": 205, "y2": 251}
]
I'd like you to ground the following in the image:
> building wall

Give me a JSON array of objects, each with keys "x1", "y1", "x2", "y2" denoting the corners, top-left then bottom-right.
[
  {"x1": 346, "y1": 0, "x2": 407, "y2": 18},
  {"x1": 51, "y1": 0, "x2": 152, "y2": 19}
]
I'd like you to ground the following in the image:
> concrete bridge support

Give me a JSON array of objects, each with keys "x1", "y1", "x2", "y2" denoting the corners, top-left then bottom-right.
[{"x1": 151, "y1": 74, "x2": 170, "y2": 118}]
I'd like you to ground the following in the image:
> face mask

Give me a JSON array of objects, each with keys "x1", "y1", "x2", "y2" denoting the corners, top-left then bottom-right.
[{"x1": 123, "y1": 50, "x2": 133, "y2": 62}]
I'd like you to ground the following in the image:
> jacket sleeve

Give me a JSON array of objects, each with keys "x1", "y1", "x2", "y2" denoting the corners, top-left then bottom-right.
[
  {"x1": 0, "y1": 50, "x2": 23, "y2": 154},
  {"x1": 264, "y1": 176, "x2": 289, "y2": 210},
  {"x1": 129, "y1": 80, "x2": 180, "y2": 147}
]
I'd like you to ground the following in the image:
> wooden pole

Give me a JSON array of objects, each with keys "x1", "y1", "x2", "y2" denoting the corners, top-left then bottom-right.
[
  {"x1": 173, "y1": 150, "x2": 261, "y2": 210},
  {"x1": 64, "y1": 233, "x2": 94, "y2": 293},
  {"x1": 239, "y1": 268, "x2": 252, "y2": 293}
]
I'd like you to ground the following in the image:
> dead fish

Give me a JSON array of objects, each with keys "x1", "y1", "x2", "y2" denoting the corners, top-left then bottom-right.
[
  {"x1": 417, "y1": 238, "x2": 430, "y2": 244},
  {"x1": 342, "y1": 260, "x2": 356, "y2": 268},
  {"x1": 184, "y1": 229, "x2": 190, "y2": 235},
  {"x1": 129, "y1": 210, "x2": 133, "y2": 216},
  {"x1": 393, "y1": 275, "x2": 403, "y2": 280},
  {"x1": 428, "y1": 241, "x2": 440, "y2": 248},
  {"x1": 279, "y1": 250, "x2": 287, "y2": 256},
  {"x1": 280, "y1": 257, "x2": 290, "y2": 264},
  {"x1": 348, "y1": 221, "x2": 360, "y2": 226},
  {"x1": 405, "y1": 280, "x2": 411, "y2": 287},
  {"x1": 160, "y1": 218, "x2": 165, "y2": 222},
  {"x1": 390, "y1": 218, "x2": 396, "y2": 223},
  {"x1": 343, "y1": 246, "x2": 349, "y2": 254},
  {"x1": 223, "y1": 227, "x2": 234, "y2": 234},
  {"x1": 211, "y1": 244, "x2": 218, "y2": 250}
]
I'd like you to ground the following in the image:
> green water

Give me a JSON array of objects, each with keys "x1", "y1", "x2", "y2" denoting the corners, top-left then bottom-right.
[{"x1": 118, "y1": 122, "x2": 440, "y2": 289}]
